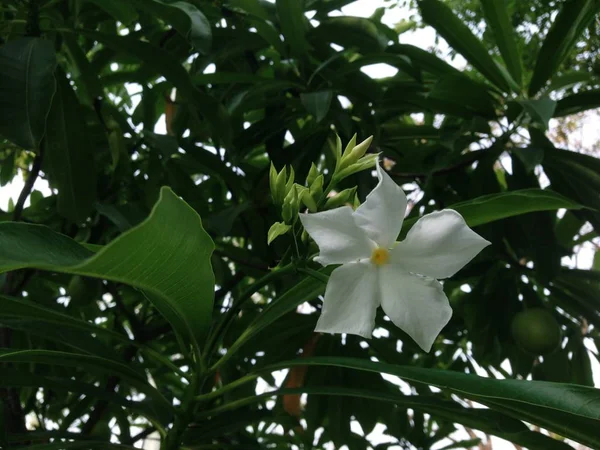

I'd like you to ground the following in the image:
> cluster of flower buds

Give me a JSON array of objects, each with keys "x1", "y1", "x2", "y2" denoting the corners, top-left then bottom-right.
[{"x1": 267, "y1": 134, "x2": 377, "y2": 245}]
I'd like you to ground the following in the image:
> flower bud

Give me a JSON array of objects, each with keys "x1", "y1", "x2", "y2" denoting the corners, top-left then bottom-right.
[
  {"x1": 335, "y1": 153, "x2": 379, "y2": 182},
  {"x1": 301, "y1": 188, "x2": 317, "y2": 212},
  {"x1": 282, "y1": 184, "x2": 300, "y2": 223},
  {"x1": 309, "y1": 174, "x2": 324, "y2": 200},
  {"x1": 338, "y1": 136, "x2": 373, "y2": 171},
  {"x1": 306, "y1": 163, "x2": 319, "y2": 187},
  {"x1": 324, "y1": 187, "x2": 357, "y2": 209}
]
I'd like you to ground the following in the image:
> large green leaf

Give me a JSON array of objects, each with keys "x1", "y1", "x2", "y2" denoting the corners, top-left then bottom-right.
[
  {"x1": 276, "y1": 0, "x2": 309, "y2": 56},
  {"x1": 0, "y1": 38, "x2": 57, "y2": 149},
  {"x1": 528, "y1": 0, "x2": 598, "y2": 95},
  {"x1": 480, "y1": 0, "x2": 523, "y2": 85},
  {"x1": 418, "y1": 0, "x2": 516, "y2": 92},
  {"x1": 0, "y1": 187, "x2": 215, "y2": 342},
  {"x1": 129, "y1": 0, "x2": 212, "y2": 54},
  {"x1": 261, "y1": 357, "x2": 600, "y2": 448},
  {"x1": 44, "y1": 70, "x2": 97, "y2": 223}
]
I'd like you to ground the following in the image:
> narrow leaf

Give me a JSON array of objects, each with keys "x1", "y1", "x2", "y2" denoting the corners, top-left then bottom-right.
[
  {"x1": 44, "y1": 70, "x2": 97, "y2": 223},
  {"x1": 528, "y1": 0, "x2": 598, "y2": 95},
  {"x1": 418, "y1": 0, "x2": 515, "y2": 92},
  {"x1": 480, "y1": 0, "x2": 523, "y2": 85},
  {"x1": 554, "y1": 90, "x2": 600, "y2": 117},
  {"x1": 0, "y1": 38, "x2": 57, "y2": 149},
  {"x1": 276, "y1": 0, "x2": 309, "y2": 56}
]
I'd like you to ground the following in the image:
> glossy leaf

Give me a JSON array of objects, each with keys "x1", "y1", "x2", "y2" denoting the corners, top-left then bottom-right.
[
  {"x1": 0, "y1": 187, "x2": 215, "y2": 342},
  {"x1": 0, "y1": 38, "x2": 57, "y2": 149}
]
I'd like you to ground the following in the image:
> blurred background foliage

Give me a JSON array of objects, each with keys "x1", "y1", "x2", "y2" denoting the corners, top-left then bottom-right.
[{"x1": 0, "y1": 0, "x2": 599, "y2": 449}]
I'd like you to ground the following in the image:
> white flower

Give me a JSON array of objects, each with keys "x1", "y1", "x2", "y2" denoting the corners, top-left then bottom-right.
[{"x1": 299, "y1": 163, "x2": 491, "y2": 352}]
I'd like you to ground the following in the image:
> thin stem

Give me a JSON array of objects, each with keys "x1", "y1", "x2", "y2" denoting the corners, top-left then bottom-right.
[{"x1": 13, "y1": 151, "x2": 42, "y2": 222}]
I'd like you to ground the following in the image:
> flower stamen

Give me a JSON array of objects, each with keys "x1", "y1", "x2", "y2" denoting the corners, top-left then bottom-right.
[{"x1": 370, "y1": 247, "x2": 389, "y2": 266}]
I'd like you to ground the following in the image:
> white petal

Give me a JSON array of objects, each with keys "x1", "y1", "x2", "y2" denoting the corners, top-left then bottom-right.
[
  {"x1": 300, "y1": 207, "x2": 373, "y2": 266},
  {"x1": 315, "y1": 261, "x2": 379, "y2": 339},
  {"x1": 353, "y1": 162, "x2": 407, "y2": 249},
  {"x1": 379, "y1": 266, "x2": 452, "y2": 352},
  {"x1": 392, "y1": 209, "x2": 491, "y2": 279}
]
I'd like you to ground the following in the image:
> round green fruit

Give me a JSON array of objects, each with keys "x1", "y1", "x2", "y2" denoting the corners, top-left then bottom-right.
[{"x1": 511, "y1": 308, "x2": 562, "y2": 356}]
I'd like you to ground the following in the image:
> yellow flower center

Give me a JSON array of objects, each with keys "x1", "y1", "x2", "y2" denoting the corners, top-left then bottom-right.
[{"x1": 370, "y1": 247, "x2": 389, "y2": 266}]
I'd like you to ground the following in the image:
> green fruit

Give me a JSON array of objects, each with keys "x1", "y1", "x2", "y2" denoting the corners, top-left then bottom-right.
[{"x1": 511, "y1": 308, "x2": 562, "y2": 356}]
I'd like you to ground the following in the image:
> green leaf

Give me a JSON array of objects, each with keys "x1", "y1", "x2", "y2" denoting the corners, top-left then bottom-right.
[
  {"x1": 480, "y1": 0, "x2": 523, "y2": 85},
  {"x1": 0, "y1": 187, "x2": 215, "y2": 343},
  {"x1": 267, "y1": 221, "x2": 291, "y2": 245},
  {"x1": 44, "y1": 70, "x2": 97, "y2": 223},
  {"x1": 0, "y1": 38, "x2": 57, "y2": 149},
  {"x1": 418, "y1": 0, "x2": 515, "y2": 92},
  {"x1": 554, "y1": 90, "x2": 600, "y2": 117},
  {"x1": 84, "y1": 0, "x2": 138, "y2": 24},
  {"x1": 402, "y1": 189, "x2": 581, "y2": 233},
  {"x1": 448, "y1": 189, "x2": 581, "y2": 227},
  {"x1": 262, "y1": 357, "x2": 600, "y2": 449},
  {"x1": 388, "y1": 43, "x2": 464, "y2": 78},
  {"x1": 528, "y1": 0, "x2": 598, "y2": 95},
  {"x1": 518, "y1": 97, "x2": 557, "y2": 130},
  {"x1": 300, "y1": 90, "x2": 333, "y2": 122},
  {"x1": 276, "y1": 0, "x2": 309, "y2": 56},
  {"x1": 129, "y1": 0, "x2": 212, "y2": 54}
]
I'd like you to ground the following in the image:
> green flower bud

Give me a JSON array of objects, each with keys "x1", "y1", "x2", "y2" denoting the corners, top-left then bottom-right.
[
  {"x1": 306, "y1": 163, "x2": 319, "y2": 187},
  {"x1": 282, "y1": 184, "x2": 300, "y2": 223},
  {"x1": 324, "y1": 187, "x2": 357, "y2": 209},
  {"x1": 335, "y1": 153, "x2": 379, "y2": 182},
  {"x1": 309, "y1": 174, "x2": 324, "y2": 200},
  {"x1": 333, "y1": 134, "x2": 342, "y2": 162},
  {"x1": 285, "y1": 166, "x2": 295, "y2": 193},
  {"x1": 338, "y1": 136, "x2": 373, "y2": 171},
  {"x1": 301, "y1": 188, "x2": 318, "y2": 212}
]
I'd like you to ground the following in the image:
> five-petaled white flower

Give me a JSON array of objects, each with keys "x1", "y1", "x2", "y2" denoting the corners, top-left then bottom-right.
[{"x1": 299, "y1": 162, "x2": 491, "y2": 352}]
